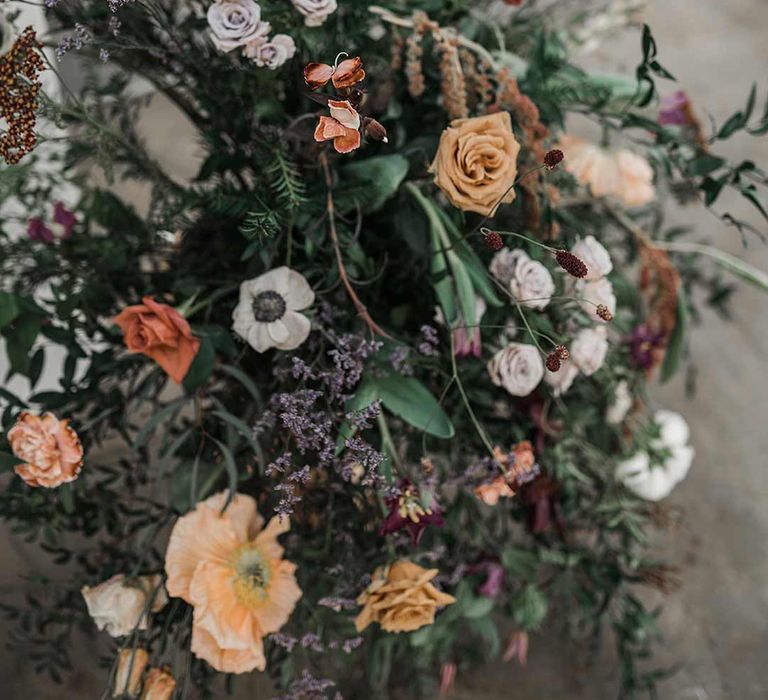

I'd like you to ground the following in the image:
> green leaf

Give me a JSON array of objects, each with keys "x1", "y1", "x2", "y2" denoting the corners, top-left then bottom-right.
[
  {"x1": 169, "y1": 459, "x2": 221, "y2": 513},
  {"x1": 341, "y1": 155, "x2": 409, "y2": 212},
  {"x1": 462, "y1": 595, "x2": 495, "y2": 619},
  {"x1": 0, "y1": 451, "x2": 18, "y2": 473},
  {"x1": 182, "y1": 335, "x2": 215, "y2": 392},
  {"x1": 501, "y1": 547, "x2": 539, "y2": 578},
  {"x1": 134, "y1": 400, "x2": 184, "y2": 449},
  {"x1": 212, "y1": 437, "x2": 239, "y2": 511},
  {"x1": 686, "y1": 155, "x2": 726, "y2": 177},
  {"x1": 514, "y1": 585, "x2": 548, "y2": 630},
  {"x1": 219, "y1": 364, "x2": 262, "y2": 404},
  {"x1": 372, "y1": 375, "x2": 454, "y2": 439},
  {"x1": 661, "y1": 288, "x2": 688, "y2": 383},
  {"x1": 0, "y1": 292, "x2": 20, "y2": 329}
]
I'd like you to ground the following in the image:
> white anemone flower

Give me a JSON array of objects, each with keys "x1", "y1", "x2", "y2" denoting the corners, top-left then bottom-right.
[{"x1": 233, "y1": 267, "x2": 314, "y2": 352}]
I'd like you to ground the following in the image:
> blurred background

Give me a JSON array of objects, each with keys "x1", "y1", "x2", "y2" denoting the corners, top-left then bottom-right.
[{"x1": 2, "y1": 1, "x2": 768, "y2": 698}]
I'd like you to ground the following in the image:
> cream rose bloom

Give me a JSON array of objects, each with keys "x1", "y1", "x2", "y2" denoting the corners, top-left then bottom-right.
[
  {"x1": 509, "y1": 251, "x2": 555, "y2": 310},
  {"x1": 559, "y1": 134, "x2": 655, "y2": 208},
  {"x1": 207, "y1": 0, "x2": 270, "y2": 53},
  {"x1": 487, "y1": 342, "x2": 544, "y2": 397},
  {"x1": 291, "y1": 0, "x2": 338, "y2": 27},
  {"x1": 81, "y1": 574, "x2": 168, "y2": 638},
  {"x1": 571, "y1": 326, "x2": 608, "y2": 376},
  {"x1": 429, "y1": 111, "x2": 521, "y2": 216},
  {"x1": 571, "y1": 235, "x2": 612, "y2": 281},
  {"x1": 355, "y1": 560, "x2": 455, "y2": 633},
  {"x1": 245, "y1": 34, "x2": 296, "y2": 69},
  {"x1": 544, "y1": 359, "x2": 579, "y2": 397},
  {"x1": 577, "y1": 277, "x2": 616, "y2": 322}
]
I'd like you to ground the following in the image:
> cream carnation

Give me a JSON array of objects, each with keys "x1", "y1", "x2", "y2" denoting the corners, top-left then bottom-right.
[{"x1": 487, "y1": 343, "x2": 544, "y2": 397}]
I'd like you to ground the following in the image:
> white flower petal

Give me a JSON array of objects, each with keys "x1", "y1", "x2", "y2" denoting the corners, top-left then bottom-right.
[
  {"x1": 273, "y1": 311, "x2": 312, "y2": 351},
  {"x1": 247, "y1": 323, "x2": 274, "y2": 353}
]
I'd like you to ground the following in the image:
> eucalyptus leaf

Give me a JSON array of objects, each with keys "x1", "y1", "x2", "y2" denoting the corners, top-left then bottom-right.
[{"x1": 373, "y1": 375, "x2": 454, "y2": 439}]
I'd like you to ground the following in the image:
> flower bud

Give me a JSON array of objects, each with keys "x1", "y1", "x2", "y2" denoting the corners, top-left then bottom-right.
[
  {"x1": 113, "y1": 648, "x2": 148, "y2": 698},
  {"x1": 364, "y1": 117, "x2": 388, "y2": 143}
]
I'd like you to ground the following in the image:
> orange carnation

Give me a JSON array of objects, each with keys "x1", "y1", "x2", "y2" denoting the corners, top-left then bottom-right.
[
  {"x1": 8, "y1": 411, "x2": 83, "y2": 488},
  {"x1": 114, "y1": 297, "x2": 200, "y2": 384},
  {"x1": 164, "y1": 492, "x2": 301, "y2": 673}
]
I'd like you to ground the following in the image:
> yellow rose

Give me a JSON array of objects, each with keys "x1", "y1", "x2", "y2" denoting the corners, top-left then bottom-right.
[
  {"x1": 429, "y1": 111, "x2": 521, "y2": 216},
  {"x1": 355, "y1": 559, "x2": 456, "y2": 634}
]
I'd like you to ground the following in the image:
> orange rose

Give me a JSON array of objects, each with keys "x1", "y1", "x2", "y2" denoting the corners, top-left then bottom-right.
[
  {"x1": 355, "y1": 559, "x2": 455, "y2": 634},
  {"x1": 429, "y1": 111, "x2": 521, "y2": 216},
  {"x1": 114, "y1": 297, "x2": 200, "y2": 384},
  {"x1": 8, "y1": 412, "x2": 83, "y2": 488}
]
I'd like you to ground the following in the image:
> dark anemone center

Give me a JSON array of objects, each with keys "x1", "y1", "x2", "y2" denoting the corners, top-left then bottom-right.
[{"x1": 252, "y1": 290, "x2": 286, "y2": 322}]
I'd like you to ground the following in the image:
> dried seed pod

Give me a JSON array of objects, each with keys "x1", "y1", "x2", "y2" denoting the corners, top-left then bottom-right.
[
  {"x1": 555, "y1": 250, "x2": 588, "y2": 278},
  {"x1": 543, "y1": 149, "x2": 564, "y2": 170},
  {"x1": 545, "y1": 353, "x2": 561, "y2": 372},
  {"x1": 596, "y1": 304, "x2": 613, "y2": 322},
  {"x1": 483, "y1": 230, "x2": 504, "y2": 251},
  {"x1": 554, "y1": 344, "x2": 570, "y2": 361}
]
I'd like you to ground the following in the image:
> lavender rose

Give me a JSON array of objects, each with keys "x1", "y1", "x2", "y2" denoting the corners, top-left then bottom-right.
[
  {"x1": 291, "y1": 0, "x2": 338, "y2": 27},
  {"x1": 487, "y1": 343, "x2": 544, "y2": 397},
  {"x1": 245, "y1": 34, "x2": 296, "y2": 68},
  {"x1": 571, "y1": 235, "x2": 612, "y2": 281},
  {"x1": 207, "y1": 0, "x2": 270, "y2": 53},
  {"x1": 508, "y1": 250, "x2": 555, "y2": 310}
]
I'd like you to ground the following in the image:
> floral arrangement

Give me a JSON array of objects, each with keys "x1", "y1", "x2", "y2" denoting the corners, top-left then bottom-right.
[{"x1": 1, "y1": 1, "x2": 768, "y2": 698}]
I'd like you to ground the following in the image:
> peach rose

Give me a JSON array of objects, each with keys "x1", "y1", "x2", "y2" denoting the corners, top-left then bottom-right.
[
  {"x1": 355, "y1": 559, "x2": 455, "y2": 633},
  {"x1": 114, "y1": 297, "x2": 200, "y2": 384},
  {"x1": 8, "y1": 412, "x2": 83, "y2": 488},
  {"x1": 429, "y1": 111, "x2": 521, "y2": 216}
]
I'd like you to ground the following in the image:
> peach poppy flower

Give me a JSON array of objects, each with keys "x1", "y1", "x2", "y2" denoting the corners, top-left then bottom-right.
[
  {"x1": 8, "y1": 411, "x2": 83, "y2": 488},
  {"x1": 558, "y1": 134, "x2": 655, "y2": 208},
  {"x1": 114, "y1": 297, "x2": 201, "y2": 384},
  {"x1": 304, "y1": 56, "x2": 365, "y2": 90},
  {"x1": 314, "y1": 99, "x2": 361, "y2": 154},
  {"x1": 355, "y1": 559, "x2": 455, "y2": 633},
  {"x1": 164, "y1": 491, "x2": 301, "y2": 673}
]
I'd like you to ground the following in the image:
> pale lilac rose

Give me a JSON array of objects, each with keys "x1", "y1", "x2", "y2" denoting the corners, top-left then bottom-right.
[
  {"x1": 606, "y1": 380, "x2": 632, "y2": 424},
  {"x1": 571, "y1": 235, "x2": 612, "y2": 281},
  {"x1": 571, "y1": 326, "x2": 608, "y2": 376},
  {"x1": 544, "y1": 359, "x2": 579, "y2": 397},
  {"x1": 207, "y1": 0, "x2": 270, "y2": 53},
  {"x1": 245, "y1": 34, "x2": 296, "y2": 68},
  {"x1": 489, "y1": 248, "x2": 519, "y2": 287},
  {"x1": 291, "y1": 0, "x2": 337, "y2": 27},
  {"x1": 577, "y1": 277, "x2": 616, "y2": 322},
  {"x1": 509, "y1": 251, "x2": 555, "y2": 310},
  {"x1": 487, "y1": 343, "x2": 544, "y2": 397}
]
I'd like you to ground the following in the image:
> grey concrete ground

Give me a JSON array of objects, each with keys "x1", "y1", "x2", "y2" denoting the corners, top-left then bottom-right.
[{"x1": 2, "y1": 1, "x2": 768, "y2": 698}]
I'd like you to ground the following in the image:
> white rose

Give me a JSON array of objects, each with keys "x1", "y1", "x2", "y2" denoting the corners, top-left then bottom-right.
[
  {"x1": 578, "y1": 277, "x2": 616, "y2": 322},
  {"x1": 207, "y1": 0, "x2": 270, "y2": 53},
  {"x1": 291, "y1": 0, "x2": 338, "y2": 27},
  {"x1": 0, "y1": 12, "x2": 17, "y2": 57},
  {"x1": 571, "y1": 326, "x2": 608, "y2": 376},
  {"x1": 508, "y1": 251, "x2": 555, "y2": 310},
  {"x1": 81, "y1": 574, "x2": 168, "y2": 638},
  {"x1": 245, "y1": 34, "x2": 296, "y2": 68},
  {"x1": 606, "y1": 380, "x2": 632, "y2": 424},
  {"x1": 571, "y1": 235, "x2": 612, "y2": 281},
  {"x1": 487, "y1": 342, "x2": 544, "y2": 397},
  {"x1": 544, "y1": 359, "x2": 579, "y2": 397}
]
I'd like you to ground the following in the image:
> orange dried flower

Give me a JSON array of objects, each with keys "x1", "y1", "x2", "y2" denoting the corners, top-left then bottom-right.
[
  {"x1": 304, "y1": 56, "x2": 365, "y2": 90},
  {"x1": 313, "y1": 99, "x2": 362, "y2": 154}
]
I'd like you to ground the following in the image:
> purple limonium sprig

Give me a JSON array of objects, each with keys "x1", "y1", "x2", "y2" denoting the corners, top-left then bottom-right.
[{"x1": 626, "y1": 323, "x2": 665, "y2": 370}]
